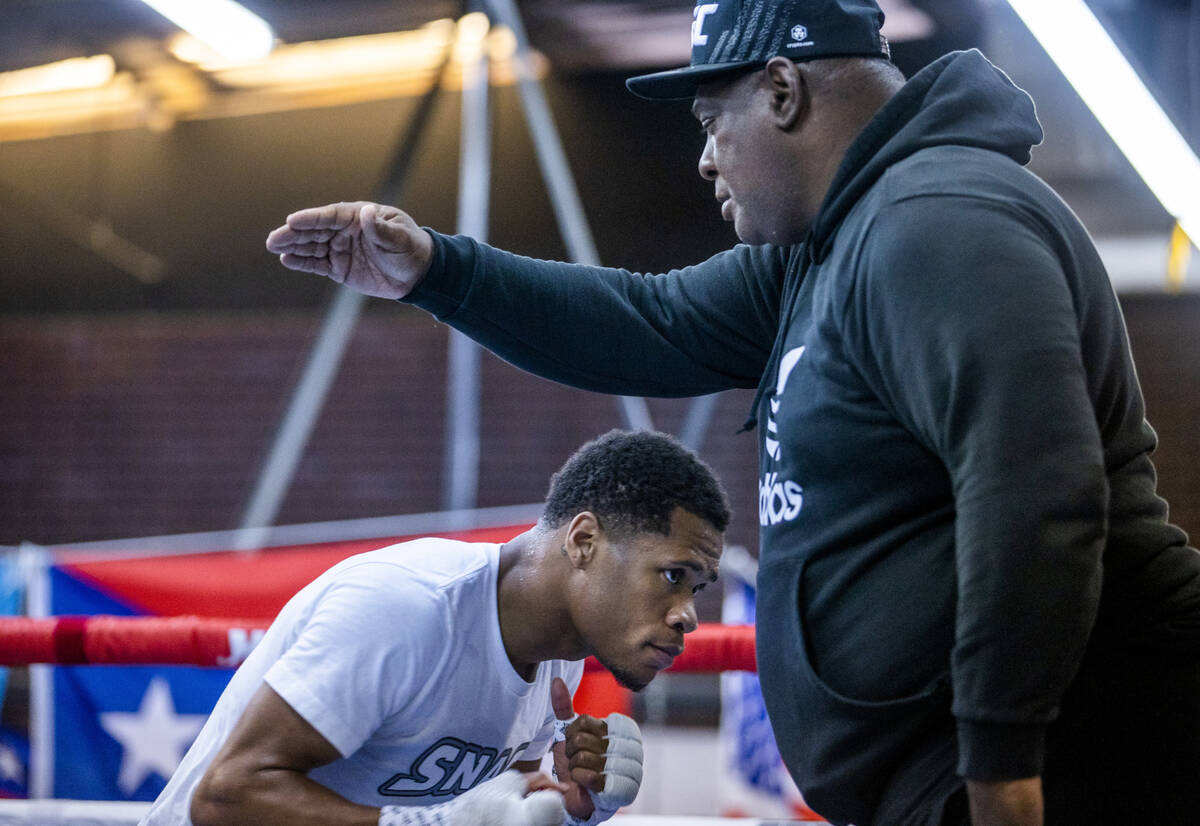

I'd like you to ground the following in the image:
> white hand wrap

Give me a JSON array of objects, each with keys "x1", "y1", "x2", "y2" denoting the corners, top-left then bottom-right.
[
  {"x1": 378, "y1": 770, "x2": 563, "y2": 826},
  {"x1": 556, "y1": 712, "x2": 644, "y2": 826}
]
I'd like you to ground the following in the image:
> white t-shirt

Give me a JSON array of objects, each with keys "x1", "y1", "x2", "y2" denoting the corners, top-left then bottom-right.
[{"x1": 142, "y1": 538, "x2": 584, "y2": 825}]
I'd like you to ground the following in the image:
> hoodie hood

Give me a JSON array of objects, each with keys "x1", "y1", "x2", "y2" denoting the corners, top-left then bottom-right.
[
  {"x1": 809, "y1": 49, "x2": 1043, "y2": 262},
  {"x1": 742, "y1": 49, "x2": 1043, "y2": 433}
]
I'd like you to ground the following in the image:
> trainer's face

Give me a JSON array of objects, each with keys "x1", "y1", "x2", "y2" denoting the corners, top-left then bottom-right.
[
  {"x1": 694, "y1": 69, "x2": 810, "y2": 245},
  {"x1": 580, "y1": 507, "x2": 722, "y2": 691}
]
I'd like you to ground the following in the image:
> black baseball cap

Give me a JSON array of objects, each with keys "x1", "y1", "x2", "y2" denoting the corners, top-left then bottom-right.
[{"x1": 626, "y1": 0, "x2": 891, "y2": 100}]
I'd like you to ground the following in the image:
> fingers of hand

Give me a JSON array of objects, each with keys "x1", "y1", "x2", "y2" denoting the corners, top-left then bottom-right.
[
  {"x1": 563, "y1": 717, "x2": 610, "y2": 794},
  {"x1": 330, "y1": 229, "x2": 357, "y2": 253},
  {"x1": 565, "y1": 713, "x2": 605, "y2": 741},
  {"x1": 358, "y1": 205, "x2": 393, "y2": 253},
  {"x1": 593, "y1": 713, "x2": 643, "y2": 809},
  {"x1": 360, "y1": 202, "x2": 419, "y2": 254},
  {"x1": 551, "y1": 679, "x2": 578, "y2": 745},
  {"x1": 601, "y1": 715, "x2": 642, "y2": 760},
  {"x1": 277, "y1": 241, "x2": 330, "y2": 258},
  {"x1": 563, "y1": 728, "x2": 606, "y2": 761},
  {"x1": 286, "y1": 201, "x2": 373, "y2": 231},
  {"x1": 550, "y1": 677, "x2": 575, "y2": 722},
  {"x1": 264, "y1": 225, "x2": 292, "y2": 252},
  {"x1": 566, "y1": 763, "x2": 604, "y2": 794},
  {"x1": 279, "y1": 253, "x2": 332, "y2": 277},
  {"x1": 596, "y1": 756, "x2": 641, "y2": 806},
  {"x1": 373, "y1": 203, "x2": 416, "y2": 230},
  {"x1": 266, "y1": 226, "x2": 339, "y2": 252}
]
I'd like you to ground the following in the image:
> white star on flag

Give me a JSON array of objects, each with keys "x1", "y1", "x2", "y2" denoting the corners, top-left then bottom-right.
[
  {"x1": 0, "y1": 743, "x2": 22, "y2": 785},
  {"x1": 99, "y1": 676, "x2": 207, "y2": 796}
]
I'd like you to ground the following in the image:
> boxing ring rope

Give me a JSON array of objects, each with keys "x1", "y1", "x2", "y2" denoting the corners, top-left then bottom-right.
[
  {"x1": 0, "y1": 618, "x2": 812, "y2": 824},
  {"x1": 0, "y1": 617, "x2": 757, "y2": 671}
]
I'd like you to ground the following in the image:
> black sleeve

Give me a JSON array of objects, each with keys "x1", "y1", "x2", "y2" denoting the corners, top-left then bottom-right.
[
  {"x1": 842, "y1": 195, "x2": 1107, "y2": 780},
  {"x1": 402, "y1": 232, "x2": 788, "y2": 397}
]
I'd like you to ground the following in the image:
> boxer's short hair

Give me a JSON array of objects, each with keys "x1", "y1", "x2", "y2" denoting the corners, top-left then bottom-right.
[{"x1": 541, "y1": 429, "x2": 730, "y2": 537}]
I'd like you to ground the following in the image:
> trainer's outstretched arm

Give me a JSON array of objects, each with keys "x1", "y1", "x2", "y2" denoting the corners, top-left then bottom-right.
[
  {"x1": 266, "y1": 202, "x2": 433, "y2": 300},
  {"x1": 268, "y1": 200, "x2": 790, "y2": 397},
  {"x1": 407, "y1": 232, "x2": 792, "y2": 397}
]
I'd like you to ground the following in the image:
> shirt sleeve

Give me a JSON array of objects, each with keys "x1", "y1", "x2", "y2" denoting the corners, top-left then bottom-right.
[
  {"x1": 841, "y1": 194, "x2": 1107, "y2": 780},
  {"x1": 264, "y1": 562, "x2": 451, "y2": 758},
  {"x1": 403, "y1": 232, "x2": 789, "y2": 396}
]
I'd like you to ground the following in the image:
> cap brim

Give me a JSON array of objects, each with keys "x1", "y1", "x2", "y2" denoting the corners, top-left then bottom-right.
[{"x1": 625, "y1": 61, "x2": 762, "y2": 100}]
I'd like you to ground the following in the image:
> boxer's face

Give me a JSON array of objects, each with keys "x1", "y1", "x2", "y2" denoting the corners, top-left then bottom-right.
[{"x1": 577, "y1": 507, "x2": 722, "y2": 690}]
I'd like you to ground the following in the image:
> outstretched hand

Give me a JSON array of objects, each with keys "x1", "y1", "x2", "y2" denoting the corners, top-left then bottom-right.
[{"x1": 265, "y1": 201, "x2": 433, "y2": 299}]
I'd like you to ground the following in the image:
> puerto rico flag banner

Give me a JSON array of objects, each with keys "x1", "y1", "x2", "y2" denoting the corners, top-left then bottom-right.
[
  {"x1": 718, "y1": 576, "x2": 823, "y2": 821},
  {"x1": 29, "y1": 522, "x2": 532, "y2": 801}
]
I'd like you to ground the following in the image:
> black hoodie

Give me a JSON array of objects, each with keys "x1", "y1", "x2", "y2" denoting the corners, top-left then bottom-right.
[{"x1": 407, "y1": 51, "x2": 1200, "y2": 825}]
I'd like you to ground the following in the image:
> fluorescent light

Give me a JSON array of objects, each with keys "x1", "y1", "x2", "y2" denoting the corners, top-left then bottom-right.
[
  {"x1": 453, "y1": 12, "x2": 492, "y2": 64},
  {"x1": 168, "y1": 18, "x2": 530, "y2": 95},
  {"x1": 0, "y1": 76, "x2": 144, "y2": 141},
  {"x1": 0, "y1": 55, "x2": 115, "y2": 98},
  {"x1": 1006, "y1": 0, "x2": 1200, "y2": 244},
  {"x1": 139, "y1": 0, "x2": 274, "y2": 62},
  {"x1": 174, "y1": 25, "x2": 454, "y2": 87},
  {"x1": 487, "y1": 25, "x2": 518, "y2": 62},
  {"x1": 0, "y1": 16, "x2": 542, "y2": 139}
]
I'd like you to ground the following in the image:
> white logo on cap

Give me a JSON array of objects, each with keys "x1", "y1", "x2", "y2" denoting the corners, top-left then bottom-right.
[
  {"x1": 692, "y1": 3, "x2": 720, "y2": 46},
  {"x1": 787, "y1": 22, "x2": 814, "y2": 48}
]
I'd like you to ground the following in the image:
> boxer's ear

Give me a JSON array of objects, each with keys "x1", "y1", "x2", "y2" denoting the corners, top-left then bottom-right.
[{"x1": 563, "y1": 511, "x2": 602, "y2": 568}]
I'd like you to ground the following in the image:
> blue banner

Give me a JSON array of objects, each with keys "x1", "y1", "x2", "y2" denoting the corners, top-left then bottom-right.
[
  {"x1": 0, "y1": 555, "x2": 24, "y2": 709},
  {"x1": 719, "y1": 577, "x2": 818, "y2": 819}
]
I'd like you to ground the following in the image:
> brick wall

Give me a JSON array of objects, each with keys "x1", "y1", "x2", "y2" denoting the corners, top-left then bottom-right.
[
  {"x1": 2, "y1": 294, "x2": 1196, "y2": 556},
  {"x1": 1120, "y1": 294, "x2": 1200, "y2": 540},
  {"x1": 0, "y1": 307, "x2": 760, "y2": 553}
]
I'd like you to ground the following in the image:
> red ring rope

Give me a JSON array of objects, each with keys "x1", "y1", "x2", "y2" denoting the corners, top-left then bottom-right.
[{"x1": 0, "y1": 617, "x2": 756, "y2": 671}]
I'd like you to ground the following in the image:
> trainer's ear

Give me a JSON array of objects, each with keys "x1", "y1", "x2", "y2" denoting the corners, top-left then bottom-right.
[
  {"x1": 563, "y1": 512, "x2": 602, "y2": 568},
  {"x1": 764, "y1": 56, "x2": 808, "y2": 130}
]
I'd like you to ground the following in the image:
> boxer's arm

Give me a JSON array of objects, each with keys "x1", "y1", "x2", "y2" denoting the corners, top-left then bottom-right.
[
  {"x1": 190, "y1": 682, "x2": 378, "y2": 826},
  {"x1": 192, "y1": 683, "x2": 565, "y2": 826}
]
